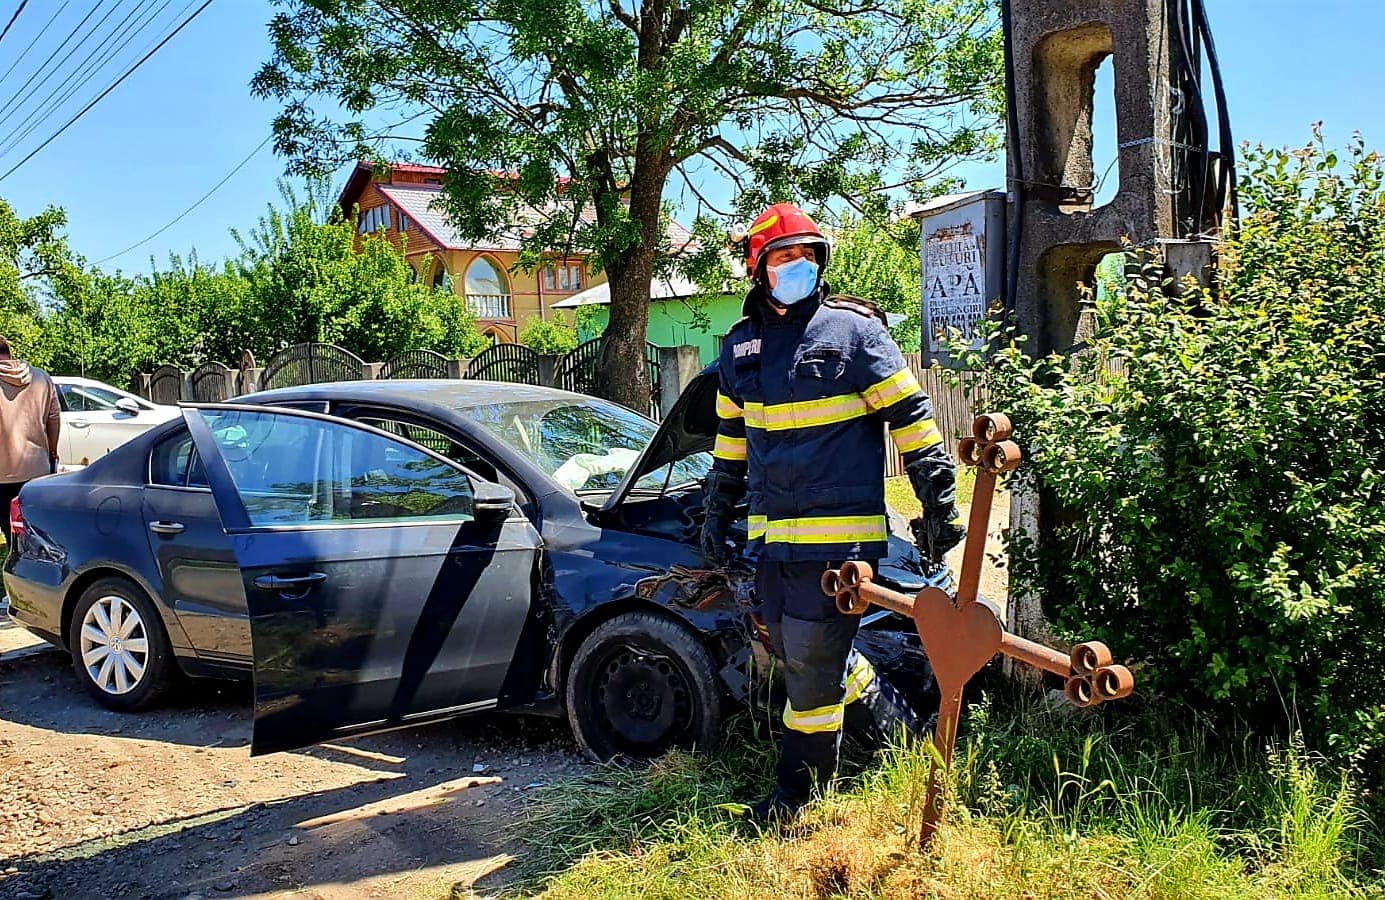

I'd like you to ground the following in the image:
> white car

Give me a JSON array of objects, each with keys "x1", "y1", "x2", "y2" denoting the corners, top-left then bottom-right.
[{"x1": 52, "y1": 377, "x2": 181, "y2": 468}]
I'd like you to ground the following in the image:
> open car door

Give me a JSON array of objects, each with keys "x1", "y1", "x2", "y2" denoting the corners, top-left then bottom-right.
[{"x1": 181, "y1": 404, "x2": 541, "y2": 755}]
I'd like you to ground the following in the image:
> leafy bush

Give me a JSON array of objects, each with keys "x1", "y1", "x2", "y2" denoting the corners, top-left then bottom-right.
[
  {"x1": 519, "y1": 312, "x2": 580, "y2": 355},
  {"x1": 957, "y1": 132, "x2": 1385, "y2": 777}
]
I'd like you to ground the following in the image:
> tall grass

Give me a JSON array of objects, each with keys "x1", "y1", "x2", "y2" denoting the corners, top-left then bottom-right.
[{"x1": 495, "y1": 690, "x2": 1381, "y2": 899}]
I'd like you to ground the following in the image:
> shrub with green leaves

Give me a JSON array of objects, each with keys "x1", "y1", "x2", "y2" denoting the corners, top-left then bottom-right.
[
  {"x1": 958, "y1": 131, "x2": 1385, "y2": 778},
  {"x1": 519, "y1": 313, "x2": 581, "y2": 355}
]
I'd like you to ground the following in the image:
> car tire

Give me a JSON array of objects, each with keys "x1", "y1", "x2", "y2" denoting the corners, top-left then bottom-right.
[
  {"x1": 566, "y1": 611, "x2": 723, "y2": 763},
  {"x1": 69, "y1": 577, "x2": 174, "y2": 712}
]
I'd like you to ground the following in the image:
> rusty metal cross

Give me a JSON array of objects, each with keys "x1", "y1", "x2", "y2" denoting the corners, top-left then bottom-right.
[{"x1": 823, "y1": 413, "x2": 1134, "y2": 847}]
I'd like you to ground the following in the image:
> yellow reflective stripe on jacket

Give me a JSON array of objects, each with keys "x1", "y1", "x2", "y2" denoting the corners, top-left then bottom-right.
[
  {"x1": 716, "y1": 391, "x2": 743, "y2": 420},
  {"x1": 754, "y1": 514, "x2": 887, "y2": 545},
  {"x1": 863, "y1": 368, "x2": 922, "y2": 411},
  {"x1": 713, "y1": 434, "x2": 747, "y2": 461},
  {"x1": 843, "y1": 655, "x2": 876, "y2": 705},
  {"x1": 890, "y1": 418, "x2": 943, "y2": 454},
  {"x1": 784, "y1": 700, "x2": 845, "y2": 734},
  {"x1": 743, "y1": 393, "x2": 870, "y2": 431}
]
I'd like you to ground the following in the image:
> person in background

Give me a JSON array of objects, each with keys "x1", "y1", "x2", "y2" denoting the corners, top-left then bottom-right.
[{"x1": 0, "y1": 336, "x2": 61, "y2": 543}]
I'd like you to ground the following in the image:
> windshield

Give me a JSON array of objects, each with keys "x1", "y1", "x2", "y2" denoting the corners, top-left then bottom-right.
[{"x1": 460, "y1": 397, "x2": 710, "y2": 493}]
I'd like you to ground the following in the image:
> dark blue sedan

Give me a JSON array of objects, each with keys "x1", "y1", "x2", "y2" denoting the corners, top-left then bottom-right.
[{"x1": 4, "y1": 373, "x2": 940, "y2": 760}]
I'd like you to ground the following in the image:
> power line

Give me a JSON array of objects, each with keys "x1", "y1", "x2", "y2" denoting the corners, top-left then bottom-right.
[
  {"x1": 94, "y1": 133, "x2": 272, "y2": 266},
  {"x1": 0, "y1": 0, "x2": 29, "y2": 45},
  {"x1": 0, "y1": 0, "x2": 213, "y2": 183},
  {"x1": 0, "y1": 0, "x2": 111, "y2": 123},
  {"x1": 0, "y1": 0, "x2": 127, "y2": 138},
  {"x1": 0, "y1": 0, "x2": 70, "y2": 92},
  {"x1": 0, "y1": 0, "x2": 169, "y2": 159}
]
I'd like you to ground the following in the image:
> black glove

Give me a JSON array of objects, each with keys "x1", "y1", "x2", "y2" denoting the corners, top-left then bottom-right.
[
  {"x1": 910, "y1": 506, "x2": 966, "y2": 564},
  {"x1": 700, "y1": 470, "x2": 744, "y2": 568}
]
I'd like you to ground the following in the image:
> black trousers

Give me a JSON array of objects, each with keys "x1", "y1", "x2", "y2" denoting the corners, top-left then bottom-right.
[
  {"x1": 0, "y1": 480, "x2": 24, "y2": 545},
  {"x1": 756, "y1": 559, "x2": 921, "y2": 802}
]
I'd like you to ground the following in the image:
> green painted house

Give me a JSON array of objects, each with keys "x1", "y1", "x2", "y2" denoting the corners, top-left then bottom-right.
[{"x1": 554, "y1": 275, "x2": 745, "y2": 366}]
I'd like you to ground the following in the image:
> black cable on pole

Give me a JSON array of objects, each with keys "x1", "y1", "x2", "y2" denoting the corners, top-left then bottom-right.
[
  {"x1": 95, "y1": 133, "x2": 271, "y2": 266},
  {"x1": 0, "y1": 0, "x2": 29, "y2": 45},
  {"x1": 1192, "y1": 0, "x2": 1237, "y2": 222},
  {"x1": 0, "y1": 0, "x2": 212, "y2": 183}
]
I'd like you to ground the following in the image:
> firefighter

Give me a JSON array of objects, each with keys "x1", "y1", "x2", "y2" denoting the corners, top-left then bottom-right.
[{"x1": 702, "y1": 203, "x2": 965, "y2": 822}]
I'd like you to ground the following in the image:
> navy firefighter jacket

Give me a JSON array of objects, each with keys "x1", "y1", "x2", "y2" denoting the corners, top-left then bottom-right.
[{"x1": 710, "y1": 282, "x2": 947, "y2": 563}]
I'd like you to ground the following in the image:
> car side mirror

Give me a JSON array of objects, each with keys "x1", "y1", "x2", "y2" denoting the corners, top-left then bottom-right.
[
  {"x1": 473, "y1": 482, "x2": 515, "y2": 523},
  {"x1": 115, "y1": 398, "x2": 141, "y2": 416}
]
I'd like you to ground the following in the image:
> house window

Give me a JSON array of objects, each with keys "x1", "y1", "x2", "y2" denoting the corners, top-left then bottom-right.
[
  {"x1": 558, "y1": 267, "x2": 570, "y2": 290},
  {"x1": 466, "y1": 257, "x2": 507, "y2": 295},
  {"x1": 542, "y1": 267, "x2": 556, "y2": 290},
  {"x1": 466, "y1": 257, "x2": 511, "y2": 319},
  {"x1": 567, "y1": 265, "x2": 582, "y2": 290},
  {"x1": 399, "y1": 213, "x2": 409, "y2": 232},
  {"x1": 357, "y1": 205, "x2": 392, "y2": 234}
]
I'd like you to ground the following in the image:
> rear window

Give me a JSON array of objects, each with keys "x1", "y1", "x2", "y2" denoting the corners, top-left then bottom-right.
[{"x1": 149, "y1": 429, "x2": 207, "y2": 488}]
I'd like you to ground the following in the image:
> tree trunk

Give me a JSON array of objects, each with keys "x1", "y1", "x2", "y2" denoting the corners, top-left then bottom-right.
[{"x1": 592, "y1": 161, "x2": 664, "y2": 412}]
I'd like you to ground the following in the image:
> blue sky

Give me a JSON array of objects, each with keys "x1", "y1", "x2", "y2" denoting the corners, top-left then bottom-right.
[{"x1": 0, "y1": 0, "x2": 1379, "y2": 274}]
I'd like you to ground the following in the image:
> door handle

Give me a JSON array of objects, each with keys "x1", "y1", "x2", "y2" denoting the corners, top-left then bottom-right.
[
  {"x1": 70, "y1": 420, "x2": 90, "y2": 429},
  {"x1": 253, "y1": 573, "x2": 328, "y2": 592},
  {"x1": 148, "y1": 521, "x2": 185, "y2": 535}
]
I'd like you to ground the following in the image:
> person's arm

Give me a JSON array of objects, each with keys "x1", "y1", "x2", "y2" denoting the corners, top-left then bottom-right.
[
  {"x1": 44, "y1": 378, "x2": 61, "y2": 470},
  {"x1": 855, "y1": 322, "x2": 964, "y2": 559},
  {"x1": 701, "y1": 345, "x2": 748, "y2": 565}
]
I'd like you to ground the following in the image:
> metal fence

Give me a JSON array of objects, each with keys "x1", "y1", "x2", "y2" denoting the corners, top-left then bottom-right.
[
  {"x1": 259, "y1": 343, "x2": 366, "y2": 391},
  {"x1": 189, "y1": 361, "x2": 235, "y2": 403},
  {"x1": 465, "y1": 343, "x2": 541, "y2": 384},
  {"x1": 554, "y1": 338, "x2": 662, "y2": 419},
  {"x1": 380, "y1": 349, "x2": 449, "y2": 379}
]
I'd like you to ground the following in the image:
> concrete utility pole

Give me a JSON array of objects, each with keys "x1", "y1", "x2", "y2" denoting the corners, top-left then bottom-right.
[{"x1": 1000, "y1": 0, "x2": 1233, "y2": 639}]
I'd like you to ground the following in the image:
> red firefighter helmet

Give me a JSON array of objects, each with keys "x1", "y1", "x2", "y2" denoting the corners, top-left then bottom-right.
[{"x1": 740, "y1": 203, "x2": 831, "y2": 279}]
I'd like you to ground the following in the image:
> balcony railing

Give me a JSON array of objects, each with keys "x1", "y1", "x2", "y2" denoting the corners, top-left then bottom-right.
[{"x1": 466, "y1": 293, "x2": 513, "y2": 319}]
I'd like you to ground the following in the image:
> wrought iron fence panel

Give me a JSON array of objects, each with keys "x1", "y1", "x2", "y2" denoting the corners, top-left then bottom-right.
[
  {"x1": 259, "y1": 343, "x2": 366, "y2": 391},
  {"x1": 190, "y1": 361, "x2": 235, "y2": 402},
  {"x1": 149, "y1": 365, "x2": 184, "y2": 405},
  {"x1": 554, "y1": 338, "x2": 662, "y2": 418},
  {"x1": 379, "y1": 349, "x2": 449, "y2": 379},
  {"x1": 465, "y1": 343, "x2": 540, "y2": 384}
]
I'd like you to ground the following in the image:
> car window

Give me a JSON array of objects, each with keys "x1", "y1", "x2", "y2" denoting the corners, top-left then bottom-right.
[
  {"x1": 150, "y1": 429, "x2": 210, "y2": 488},
  {"x1": 197, "y1": 409, "x2": 475, "y2": 527},
  {"x1": 461, "y1": 397, "x2": 710, "y2": 493},
  {"x1": 356, "y1": 416, "x2": 499, "y2": 483},
  {"x1": 150, "y1": 431, "x2": 196, "y2": 486},
  {"x1": 60, "y1": 384, "x2": 123, "y2": 412}
]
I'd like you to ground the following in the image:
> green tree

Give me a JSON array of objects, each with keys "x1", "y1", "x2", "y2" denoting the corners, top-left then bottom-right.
[
  {"x1": 254, "y1": 0, "x2": 1002, "y2": 408},
  {"x1": 0, "y1": 198, "x2": 85, "y2": 364},
  {"x1": 828, "y1": 215, "x2": 922, "y2": 350},
  {"x1": 518, "y1": 312, "x2": 580, "y2": 354},
  {"x1": 232, "y1": 181, "x2": 488, "y2": 361}
]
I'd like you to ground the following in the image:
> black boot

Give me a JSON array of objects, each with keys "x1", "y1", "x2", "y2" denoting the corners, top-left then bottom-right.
[{"x1": 746, "y1": 789, "x2": 804, "y2": 826}]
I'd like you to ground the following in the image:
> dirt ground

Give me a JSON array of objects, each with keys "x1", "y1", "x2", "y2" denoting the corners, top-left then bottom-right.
[
  {"x1": 0, "y1": 493, "x2": 1010, "y2": 900},
  {"x1": 0, "y1": 627, "x2": 585, "y2": 900}
]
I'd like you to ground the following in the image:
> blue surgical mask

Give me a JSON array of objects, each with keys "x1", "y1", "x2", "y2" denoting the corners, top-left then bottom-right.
[{"x1": 768, "y1": 258, "x2": 819, "y2": 305}]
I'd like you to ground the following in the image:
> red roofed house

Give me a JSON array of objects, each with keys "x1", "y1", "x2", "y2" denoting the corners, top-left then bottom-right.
[{"x1": 337, "y1": 161, "x2": 696, "y2": 344}]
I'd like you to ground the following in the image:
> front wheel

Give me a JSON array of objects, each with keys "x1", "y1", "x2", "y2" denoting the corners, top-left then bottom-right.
[
  {"x1": 69, "y1": 577, "x2": 174, "y2": 711},
  {"x1": 566, "y1": 611, "x2": 723, "y2": 762}
]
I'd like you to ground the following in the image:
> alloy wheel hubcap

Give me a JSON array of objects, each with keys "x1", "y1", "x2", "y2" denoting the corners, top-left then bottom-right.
[{"x1": 79, "y1": 595, "x2": 149, "y2": 695}]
